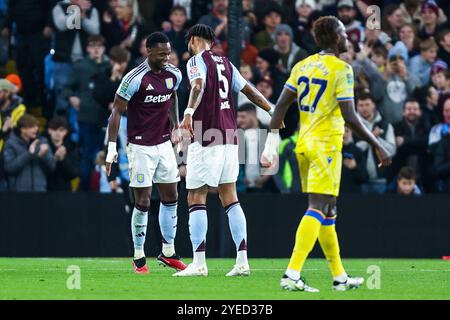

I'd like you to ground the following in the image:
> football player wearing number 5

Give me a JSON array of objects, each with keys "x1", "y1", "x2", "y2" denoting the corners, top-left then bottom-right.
[
  {"x1": 261, "y1": 16, "x2": 392, "y2": 292},
  {"x1": 174, "y1": 24, "x2": 275, "y2": 277}
]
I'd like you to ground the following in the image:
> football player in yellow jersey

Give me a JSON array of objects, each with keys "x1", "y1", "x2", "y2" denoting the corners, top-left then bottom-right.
[{"x1": 261, "y1": 16, "x2": 392, "y2": 292}]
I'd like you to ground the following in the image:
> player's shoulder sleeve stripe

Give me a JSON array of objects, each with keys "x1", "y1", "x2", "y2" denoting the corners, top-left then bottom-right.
[
  {"x1": 337, "y1": 97, "x2": 354, "y2": 101},
  {"x1": 285, "y1": 83, "x2": 297, "y2": 93},
  {"x1": 124, "y1": 61, "x2": 148, "y2": 83}
]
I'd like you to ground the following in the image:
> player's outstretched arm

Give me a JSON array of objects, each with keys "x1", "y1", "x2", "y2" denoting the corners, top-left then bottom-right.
[
  {"x1": 105, "y1": 95, "x2": 127, "y2": 176},
  {"x1": 260, "y1": 88, "x2": 297, "y2": 169},
  {"x1": 241, "y1": 83, "x2": 273, "y2": 114},
  {"x1": 339, "y1": 100, "x2": 392, "y2": 167}
]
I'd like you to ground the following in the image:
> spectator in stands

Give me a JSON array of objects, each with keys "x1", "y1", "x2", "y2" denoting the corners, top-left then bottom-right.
[
  {"x1": 391, "y1": 99, "x2": 429, "y2": 184},
  {"x1": 164, "y1": 5, "x2": 189, "y2": 63},
  {"x1": 382, "y1": 4, "x2": 405, "y2": 43},
  {"x1": 438, "y1": 29, "x2": 450, "y2": 66},
  {"x1": 253, "y1": 4, "x2": 282, "y2": 50},
  {"x1": 400, "y1": 0, "x2": 447, "y2": 27},
  {"x1": 292, "y1": 0, "x2": 316, "y2": 54},
  {"x1": 429, "y1": 97, "x2": 450, "y2": 150},
  {"x1": 408, "y1": 38, "x2": 438, "y2": 87},
  {"x1": 399, "y1": 0, "x2": 422, "y2": 26},
  {"x1": 100, "y1": 0, "x2": 143, "y2": 61},
  {"x1": 243, "y1": 0, "x2": 258, "y2": 35},
  {"x1": 399, "y1": 23, "x2": 420, "y2": 58},
  {"x1": 255, "y1": 78, "x2": 275, "y2": 126},
  {"x1": 0, "y1": 79, "x2": 26, "y2": 154},
  {"x1": 433, "y1": 127, "x2": 450, "y2": 192},
  {"x1": 337, "y1": 0, "x2": 365, "y2": 47},
  {"x1": 419, "y1": 0, "x2": 445, "y2": 40},
  {"x1": 356, "y1": 92, "x2": 396, "y2": 194},
  {"x1": 419, "y1": 84, "x2": 441, "y2": 128},
  {"x1": 237, "y1": 104, "x2": 273, "y2": 192},
  {"x1": 197, "y1": 0, "x2": 229, "y2": 41},
  {"x1": 273, "y1": 24, "x2": 307, "y2": 74},
  {"x1": 93, "y1": 46, "x2": 131, "y2": 112},
  {"x1": 1, "y1": 0, "x2": 53, "y2": 111},
  {"x1": 385, "y1": 166, "x2": 422, "y2": 195},
  {"x1": 52, "y1": 0, "x2": 100, "y2": 114},
  {"x1": 366, "y1": 46, "x2": 420, "y2": 124},
  {"x1": 255, "y1": 48, "x2": 285, "y2": 100},
  {"x1": 430, "y1": 60, "x2": 450, "y2": 97},
  {"x1": 46, "y1": 117, "x2": 80, "y2": 191},
  {"x1": 341, "y1": 127, "x2": 368, "y2": 194},
  {"x1": 370, "y1": 45, "x2": 387, "y2": 72},
  {"x1": 237, "y1": 64, "x2": 255, "y2": 107},
  {"x1": 63, "y1": 35, "x2": 110, "y2": 191},
  {"x1": 3, "y1": 114, "x2": 55, "y2": 192}
]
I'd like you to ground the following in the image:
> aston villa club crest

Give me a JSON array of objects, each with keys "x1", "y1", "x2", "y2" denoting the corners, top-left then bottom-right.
[
  {"x1": 165, "y1": 78, "x2": 174, "y2": 89},
  {"x1": 137, "y1": 174, "x2": 144, "y2": 183}
]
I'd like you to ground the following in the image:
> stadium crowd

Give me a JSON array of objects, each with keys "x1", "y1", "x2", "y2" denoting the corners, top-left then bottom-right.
[{"x1": 0, "y1": 0, "x2": 449, "y2": 195}]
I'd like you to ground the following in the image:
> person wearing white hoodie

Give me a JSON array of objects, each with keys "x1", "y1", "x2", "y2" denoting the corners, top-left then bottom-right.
[{"x1": 355, "y1": 91, "x2": 397, "y2": 194}]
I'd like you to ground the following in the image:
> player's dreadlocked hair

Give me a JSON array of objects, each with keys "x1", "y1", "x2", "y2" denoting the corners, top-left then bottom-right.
[
  {"x1": 312, "y1": 16, "x2": 341, "y2": 50},
  {"x1": 186, "y1": 24, "x2": 215, "y2": 44},
  {"x1": 146, "y1": 32, "x2": 169, "y2": 48}
]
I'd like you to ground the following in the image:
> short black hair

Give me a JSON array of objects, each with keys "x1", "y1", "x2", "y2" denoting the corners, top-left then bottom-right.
[
  {"x1": 398, "y1": 166, "x2": 416, "y2": 180},
  {"x1": 186, "y1": 24, "x2": 215, "y2": 44},
  {"x1": 146, "y1": 32, "x2": 170, "y2": 48},
  {"x1": 238, "y1": 103, "x2": 257, "y2": 113},
  {"x1": 48, "y1": 116, "x2": 69, "y2": 130},
  {"x1": 356, "y1": 90, "x2": 374, "y2": 103},
  {"x1": 404, "y1": 98, "x2": 420, "y2": 107},
  {"x1": 312, "y1": 16, "x2": 341, "y2": 50}
]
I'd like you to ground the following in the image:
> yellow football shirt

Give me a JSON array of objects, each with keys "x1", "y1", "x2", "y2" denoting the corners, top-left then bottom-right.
[{"x1": 285, "y1": 53, "x2": 354, "y2": 153}]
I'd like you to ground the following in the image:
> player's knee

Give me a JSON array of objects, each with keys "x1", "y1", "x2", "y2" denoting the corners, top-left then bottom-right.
[
  {"x1": 135, "y1": 197, "x2": 150, "y2": 209},
  {"x1": 161, "y1": 191, "x2": 178, "y2": 204}
]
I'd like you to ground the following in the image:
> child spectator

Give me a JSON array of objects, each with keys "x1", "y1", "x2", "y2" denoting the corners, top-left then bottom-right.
[
  {"x1": 386, "y1": 166, "x2": 422, "y2": 195},
  {"x1": 408, "y1": 38, "x2": 438, "y2": 87},
  {"x1": 46, "y1": 117, "x2": 80, "y2": 191},
  {"x1": 164, "y1": 5, "x2": 189, "y2": 63}
]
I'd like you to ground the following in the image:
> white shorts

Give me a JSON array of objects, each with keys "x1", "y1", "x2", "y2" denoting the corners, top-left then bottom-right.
[
  {"x1": 186, "y1": 142, "x2": 239, "y2": 190},
  {"x1": 127, "y1": 141, "x2": 180, "y2": 188}
]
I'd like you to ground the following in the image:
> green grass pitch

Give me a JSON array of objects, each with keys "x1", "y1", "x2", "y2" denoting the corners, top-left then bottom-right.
[{"x1": 0, "y1": 258, "x2": 449, "y2": 300}]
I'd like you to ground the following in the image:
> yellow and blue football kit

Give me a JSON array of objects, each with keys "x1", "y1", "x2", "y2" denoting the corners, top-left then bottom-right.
[
  {"x1": 285, "y1": 53, "x2": 354, "y2": 197},
  {"x1": 284, "y1": 53, "x2": 354, "y2": 282}
]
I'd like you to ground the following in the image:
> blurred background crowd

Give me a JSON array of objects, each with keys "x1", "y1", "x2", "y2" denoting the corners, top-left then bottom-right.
[{"x1": 0, "y1": 0, "x2": 450, "y2": 197}]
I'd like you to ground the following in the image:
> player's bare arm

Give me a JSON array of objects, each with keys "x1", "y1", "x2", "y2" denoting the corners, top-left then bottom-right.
[
  {"x1": 169, "y1": 92, "x2": 181, "y2": 144},
  {"x1": 105, "y1": 94, "x2": 127, "y2": 176},
  {"x1": 339, "y1": 100, "x2": 392, "y2": 167},
  {"x1": 241, "y1": 83, "x2": 285, "y2": 128},
  {"x1": 179, "y1": 78, "x2": 204, "y2": 138},
  {"x1": 241, "y1": 83, "x2": 272, "y2": 113},
  {"x1": 260, "y1": 87, "x2": 297, "y2": 168}
]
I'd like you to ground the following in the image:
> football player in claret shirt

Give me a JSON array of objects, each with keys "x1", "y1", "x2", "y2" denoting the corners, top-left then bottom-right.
[
  {"x1": 174, "y1": 24, "x2": 276, "y2": 277},
  {"x1": 106, "y1": 32, "x2": 186, "y2": 274}
]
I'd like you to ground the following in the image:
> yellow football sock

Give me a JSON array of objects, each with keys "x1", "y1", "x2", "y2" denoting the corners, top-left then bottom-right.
[
  {"x1": 319, "y1": 216, "x2": 345, "y2": 277},
  {"x1": 287, "y1": 209, "x2": 325, "y2": 272}
]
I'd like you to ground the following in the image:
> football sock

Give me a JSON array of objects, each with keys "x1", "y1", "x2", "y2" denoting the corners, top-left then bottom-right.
[
  {"x1": 132, "y1": 204, "x2": 149, "y2": 259},
  {"x1": 159, "y1": 200, "x2": 178, "y2": 257},
  {"x1": 224, "y1": 202, "x2": 248, "y2": 265},
  {"x1": 189, "y1": 204, "x2": 207, "y2": 265},
  {"x1": 318, "y1": 215, "x2": 346, "y2": 278},
  {"x1": 287, "y1": 208, "x2": 324, "y2": 274}
]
